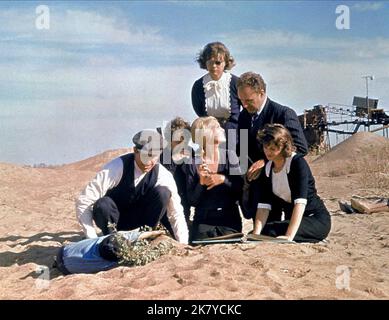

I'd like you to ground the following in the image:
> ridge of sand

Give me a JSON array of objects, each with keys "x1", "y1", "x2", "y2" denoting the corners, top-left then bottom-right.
[
  {"x1": 313, "y1": 132, "x2": 388, "y2": 165},
  {"x1": 61, "y1": 148, "x2": 133, "y2": 172}
]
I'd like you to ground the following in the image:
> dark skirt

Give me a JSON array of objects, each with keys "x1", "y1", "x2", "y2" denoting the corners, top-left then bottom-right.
[
  {"x1": 263, "y1": 196, "x2": 331, "y2": 243},
  {"x1": 262, "y1": 212, "x2": 331, "y2": 243},
  {"x1": 191, "y1": 204, "x2": 242, "y2": 241}
]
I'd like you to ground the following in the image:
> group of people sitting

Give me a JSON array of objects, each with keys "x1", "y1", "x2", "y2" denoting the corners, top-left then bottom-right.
[{"x1": 55, "y1": 42, "x2": 331, "y2": 274}]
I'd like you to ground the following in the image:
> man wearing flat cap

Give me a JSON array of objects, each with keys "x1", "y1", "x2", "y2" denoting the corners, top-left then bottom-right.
[{"x1": 76, "y1": 129, "x2": 189, "y2": 244}]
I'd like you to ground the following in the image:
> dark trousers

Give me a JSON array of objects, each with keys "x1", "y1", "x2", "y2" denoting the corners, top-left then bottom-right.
[
  {"x1": 261, "y1": 213, "x2": 331, "y2": 243},
  {"x1": 92, "y1": 186, "x2": 172, "y2": 236}
]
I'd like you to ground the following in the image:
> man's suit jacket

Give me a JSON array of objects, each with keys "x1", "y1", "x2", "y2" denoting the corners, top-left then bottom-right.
[{"x1": 238, "y1": 98, "x2": 308, "y2": 165}]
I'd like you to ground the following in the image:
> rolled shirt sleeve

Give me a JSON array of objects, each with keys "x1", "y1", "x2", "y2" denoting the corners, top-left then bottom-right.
[
  {"x1": 257, "y1": 203, "x2": 272, "y2": 210},
  {"x1": 156, "y1": 165, "x2": 189, "y2": 244},
  {"x1": 294, "y1": 198, "x2": 307, "y2": 205},
  {"x1": 76, "y1": 158, "x2": 123, "y2": 239}
]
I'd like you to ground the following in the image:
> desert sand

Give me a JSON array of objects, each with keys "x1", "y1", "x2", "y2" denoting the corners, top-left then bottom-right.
[{"x1": 0, "y1": 132, "x2": 388, "y2": 300}]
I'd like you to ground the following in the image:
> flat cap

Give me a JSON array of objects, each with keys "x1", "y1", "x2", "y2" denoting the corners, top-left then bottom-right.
[{"x1": 132, "y1": 129, "x2": 167, "y2": 154}]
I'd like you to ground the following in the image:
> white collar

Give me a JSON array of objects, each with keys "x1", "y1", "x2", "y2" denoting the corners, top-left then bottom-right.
[
  {"x1": 255, "y1": 95, "x2": 268, "y2": 117},
  {"x1": 134, "y1": 158, "x2": 145, "y2": 177},
  {"x1": 203, "y1": 71, "x2": 229, "y2": 84}
]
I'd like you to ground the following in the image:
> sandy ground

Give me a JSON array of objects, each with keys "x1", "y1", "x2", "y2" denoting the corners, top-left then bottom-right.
[{"x1": 0, "y1": 133, "x2": 388, "y2": 300}]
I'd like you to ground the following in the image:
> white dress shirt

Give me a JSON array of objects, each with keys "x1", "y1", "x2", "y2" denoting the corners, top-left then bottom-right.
[
  {"x1": 257, "y1": 153, "x2": 307, "y2": 210},
  {"x1": 203, "y1": 72, "x2": 232, "y2": 120},
  {"x1": 76, "y1": 155, "x2": 189, "y2": 244}
]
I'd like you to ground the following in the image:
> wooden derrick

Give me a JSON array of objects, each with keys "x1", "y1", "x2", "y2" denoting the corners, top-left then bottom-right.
[{"x1": 298, "y1": 105, "x2": 327, "y2": 153}]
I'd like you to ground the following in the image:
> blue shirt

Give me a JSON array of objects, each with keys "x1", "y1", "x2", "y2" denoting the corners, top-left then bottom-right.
[{"x1": 60, "y1": 231, "x2": 141, "y2": 274}]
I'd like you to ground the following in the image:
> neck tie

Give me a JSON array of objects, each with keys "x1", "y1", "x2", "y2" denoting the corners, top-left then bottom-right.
[{"x1": 251, "y1": 113, "x2": 259, "y2": 127}]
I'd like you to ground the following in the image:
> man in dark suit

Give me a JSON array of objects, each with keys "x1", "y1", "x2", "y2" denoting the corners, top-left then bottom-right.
[{"x1": 237, "y1": 72, "x2": 308, "y2": 219}]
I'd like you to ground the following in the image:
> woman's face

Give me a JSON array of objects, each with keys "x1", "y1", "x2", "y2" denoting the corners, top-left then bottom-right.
[
  {"x1": 263, "y1": 142, "x2": 283, "y2": 161},
  {"x1": 212, "y1": 122, "x2": 226, "y2": 145},
  {"x1": 200, "y1": 122, "x2": 226, "y2": 150},
  {"x1": 206, "y1": 53, "x2": 226, "y2": 80}
]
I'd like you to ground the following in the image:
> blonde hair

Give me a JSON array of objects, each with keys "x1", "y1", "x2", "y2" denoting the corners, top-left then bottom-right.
[
  {"x1": 191, "y1": 116, "x2": 221, "y2": 150},
  {"x1": 257, "y1": 124, "x2": 296, "y2": 158}
]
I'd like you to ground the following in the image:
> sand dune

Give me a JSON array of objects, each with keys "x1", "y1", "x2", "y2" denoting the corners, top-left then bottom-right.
[
  {"x1": 62, "y1": 148, "x2": 132, "y2": 172},
  {"x1": 0, "y1": 133, "x2": 388, "y2": 300},
  {"x1": 311, "y1": 132, "x2": 389, "y2": 177}
]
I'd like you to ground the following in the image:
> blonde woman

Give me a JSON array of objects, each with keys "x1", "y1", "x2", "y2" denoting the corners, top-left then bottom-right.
[{"x1": 185, "y1": 116, "x2": 243, "y2": 241}]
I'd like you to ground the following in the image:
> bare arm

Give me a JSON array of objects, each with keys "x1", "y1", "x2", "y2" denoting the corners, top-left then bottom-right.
[
  {"x1": 281, "y1": 203, "x2": 306, "y2": 241},
  {"x1": 253, "y1": 208, "x2": 270, "y2": 235}
]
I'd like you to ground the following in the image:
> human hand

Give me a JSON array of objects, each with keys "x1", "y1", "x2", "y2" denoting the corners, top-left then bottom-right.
[
  {"x1": 276, "y1": 235, "x2": 292, "y2": 241},
  {"x1": 197, "y1": 164, "x2": 211, "y2": 185},
  {"x1": 138, "y1": 230, "x2": 165, "y2": 241},
  {"x1": 248, "y1": 229, "x2": 261, "y2": 235},
  {"x1": 205, "y1": 174, "x2": 225, "y2": 190},
  {"x1": 247, "y1": 160, "x2": 265, "y2": 182}
]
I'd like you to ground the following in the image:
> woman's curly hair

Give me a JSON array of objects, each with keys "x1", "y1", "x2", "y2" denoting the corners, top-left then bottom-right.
[
  {"x1": 196, "y1": 42, "x2": 236, "y2": 70},
  {"x1": 257, "y1": 124, "x2": 296, "y2": 158}
]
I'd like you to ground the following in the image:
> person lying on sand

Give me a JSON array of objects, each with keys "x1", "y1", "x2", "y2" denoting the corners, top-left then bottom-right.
[
  {"x1": 252, "y1": 124, "x2": 331, "y2": 243},
  {"x1": 54, "y1": 228, "x2": 171, "y2": 274}
]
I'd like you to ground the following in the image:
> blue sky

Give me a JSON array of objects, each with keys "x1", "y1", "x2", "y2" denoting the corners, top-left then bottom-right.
[{"x1": 1, "y1": 0, "x2": 389, "y2": 164}]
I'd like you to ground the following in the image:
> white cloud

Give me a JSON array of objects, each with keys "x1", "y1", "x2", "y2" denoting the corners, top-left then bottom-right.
[
  {"x1": 166, "y1": 0, "x2": 227, "y2": 6},
  {"x1": 0, "y1": 8, "x2": 164, "y2": 46},
  {"x1": 1, "y1": 6, "x2": 389, "y2": 164},
  {"x1": 0, "y1": 6, "x2": 202, "y2": 68},
  {"x1": 220, "y1": 29, "x2": 389, "y2": 60},
  {"x1": 234, "y1": 57, "x2": 388, "y2": 113},
  {"x1": 53, "y1": 10, "x2": 164, "y2": 45},
  {"x1": 3, "y1": 56, "x2": 388, "y2": 165},
  {"x1": 353, "y1": 2, "x2": 385, "y2": 12},
  {"x1": 0, "y1": 62, "x2": 203, "y2": 165}
]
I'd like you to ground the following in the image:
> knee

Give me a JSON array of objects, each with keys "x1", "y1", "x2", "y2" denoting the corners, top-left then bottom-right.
[{"x1": 93, "y1": 197, "x2": 117, "y2": 218}]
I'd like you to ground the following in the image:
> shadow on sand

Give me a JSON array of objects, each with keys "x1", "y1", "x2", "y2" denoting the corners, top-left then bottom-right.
[{"x1": 0, "y1": 231, "x2": 83, "y2": 279}]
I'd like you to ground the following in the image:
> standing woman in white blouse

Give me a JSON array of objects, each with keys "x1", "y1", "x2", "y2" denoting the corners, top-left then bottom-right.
[
  {"x1": 252, "y1": 124, "x2": 331, "y2": 243},
  {"x1": 191, "y1": 42, "x2": 241, "y2": 149}
]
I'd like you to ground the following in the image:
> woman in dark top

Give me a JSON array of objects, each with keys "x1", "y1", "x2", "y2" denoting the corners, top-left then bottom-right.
[
  {"x1": 191, "y1": 42, "x2": 241, "y2": 148},
  {"x1": 253, "y1": 124, "x2": 331, "y2": 243},
  {"x1": 186, "y1": 116, "x2": 243, "y2": 241}
]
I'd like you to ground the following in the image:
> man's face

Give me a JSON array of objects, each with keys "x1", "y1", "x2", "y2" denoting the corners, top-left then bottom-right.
[
  {"x1": 238, "y1": 86, "x2": 266, "y2": 114},
  {"x1": 134, "y1": 149, "x2": 160, "y2": 173}
]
